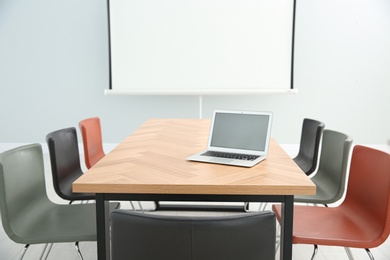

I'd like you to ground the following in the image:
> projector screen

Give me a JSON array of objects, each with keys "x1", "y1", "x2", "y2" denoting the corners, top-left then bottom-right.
[{"x1": 106, "y1": 0, "x2": 296, "y2": 95}]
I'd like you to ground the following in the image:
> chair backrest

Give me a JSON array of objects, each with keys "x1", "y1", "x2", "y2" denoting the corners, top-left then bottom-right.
[
  {"x1": 46, "y1": 127, "x2": 93, "y2": 201},
  {"x1": 0, "y1": 144, "x2": 51, "y2": 243},
  {"x1": 79, "y1": 117, "x2": 105, "y2": 169},
  {"x1": 110, "y1": 210, "x2": 276, "y2": 260},
  {"x1": 293, "y1": 118, "x2": 325, "y2": 175},
  {"x1": 296, "y1": 129, "x2": 352, "y2": 204},
  {"x1": 341, "y1": 145, "x2": 390, "y2": 247}
]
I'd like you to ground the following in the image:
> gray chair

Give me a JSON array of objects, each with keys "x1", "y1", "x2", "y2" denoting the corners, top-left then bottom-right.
[
  {"x1": 0, "y1": 144, "x2": 120, "y2": 259},
  {"x1": 293, "y1": 118, "x2": 325, "y2": 176},
  {"x1": 110, "y1": 210, "x2": 276, "y2": 260},
  {"x1": 294, "y1": 129, "x2": 352, "y2": 206},
  {"x1": 260, "y1": 129, "x2": 351, "y2": 215}
]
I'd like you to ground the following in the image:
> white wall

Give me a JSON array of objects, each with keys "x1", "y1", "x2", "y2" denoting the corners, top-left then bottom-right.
[{"x1": 1, "y1": 0, "x2": 390, "y2": 147}]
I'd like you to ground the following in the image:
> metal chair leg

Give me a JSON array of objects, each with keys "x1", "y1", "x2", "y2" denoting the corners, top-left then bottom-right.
[
  {"x1": 75, "y1": 242, "x2": 84, "y2": 260},
  {"x1": 39, "y1": 243, "x2": 49, "y2": 259},
  {"x1": 244, "y1": 202, "x2": 250, "y2": 212},
  {"x1": 274, "y1": 221, "x2": 281, "y2": 255},
  {"x1": 258, "y1": 202, "x2": 268, "y2": 211},
  {"x1": 344, "y1": 247, "x2": 354, "y2": 260},
  {"x1": 310, "y1": 245, "x2": 318, "y2": 260},
  {"x1": 129, "y1": 201, "x2": 136, "y2": 210},
  {"x1": 137, "y1": 201, "x2": 145, "y2": 213},
  {"x1": 41, "y1": 243, "x2": 54, "y2": 260},
  {"x1": 365, "y1": 248, "x2": 375, "y2": 260},
  {"x1": 19, "y1": 244, "x2": 30, "y2": 260}
]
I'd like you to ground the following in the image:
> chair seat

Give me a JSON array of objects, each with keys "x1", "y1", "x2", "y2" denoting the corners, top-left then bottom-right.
[
  {"x1": 59, "y1": 176, "x2": 96, "y2": 201},
  {"x1": 272, "y1": 204, "x2": 384, "y2": 248},
  {"x1": 294, "y1": 177, "x2": 338, "y2": 204},
  {"x1": 9, "y1": 202, "x2": 120, "y2": 245}
]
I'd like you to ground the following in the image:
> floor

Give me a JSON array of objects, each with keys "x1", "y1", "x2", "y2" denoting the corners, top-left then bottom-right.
[{"x1": 1, "y1": 154, "x2": 390, "y2": 260}]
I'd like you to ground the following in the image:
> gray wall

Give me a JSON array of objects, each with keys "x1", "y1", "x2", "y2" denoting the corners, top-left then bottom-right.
[{"x1": 1, "y1": 0, "x2": 390, "y2": 146}]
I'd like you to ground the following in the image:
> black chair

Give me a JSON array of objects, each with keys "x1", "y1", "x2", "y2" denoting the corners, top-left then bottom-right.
[
  {"x1": 110, "y1": 210, "x2": 276, "y2": 260},
  {"x1": 293, "y1": 118, "x2": 325, "y2": 176},
  {"x1": 46, "y1": 127, "x2": 95, "y2": 202}
]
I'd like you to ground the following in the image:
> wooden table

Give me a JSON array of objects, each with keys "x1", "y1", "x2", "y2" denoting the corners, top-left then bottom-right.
[{"x1": 73, "y1": 118, "x2": 316, "y2": 260}]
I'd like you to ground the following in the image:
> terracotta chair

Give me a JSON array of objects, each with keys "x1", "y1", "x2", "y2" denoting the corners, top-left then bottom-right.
[
  {"x1": 272, "y1": 145, "x2": 390, "y2": 259},
  {"x1": 79, "y1": 117, "x2": 145, "y2": 211},
  {"x1": 79, "y1": 117, "x2": 105, "y2": 169}
]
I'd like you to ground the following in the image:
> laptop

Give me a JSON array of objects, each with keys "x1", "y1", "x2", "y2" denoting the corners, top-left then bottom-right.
[{"x1": 187, "y1": 110, "x2": 273, "y2": 167}]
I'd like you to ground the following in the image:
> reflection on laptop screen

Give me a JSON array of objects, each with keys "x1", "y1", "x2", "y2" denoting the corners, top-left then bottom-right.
[{"x1": 210, "y1": 113, "x2": 270, "y2": 152}]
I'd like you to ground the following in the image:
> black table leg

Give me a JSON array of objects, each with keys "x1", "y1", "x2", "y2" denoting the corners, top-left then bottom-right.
[
  {"x1": 279, "y1": 195, "x2": 294, "y2": 260},
  {"x1": 96, "y1": 194, "x2": 110, "y2": 260}
]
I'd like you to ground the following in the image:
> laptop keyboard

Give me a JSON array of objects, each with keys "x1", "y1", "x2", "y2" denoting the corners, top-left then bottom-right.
[{"x1": 201, "y1": 151, "x2": 260, "y2": 161}]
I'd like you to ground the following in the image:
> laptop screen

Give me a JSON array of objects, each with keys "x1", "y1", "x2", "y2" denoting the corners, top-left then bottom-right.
[{"x1": 209, "y1": 111, "x2": 272, "y2": 153}]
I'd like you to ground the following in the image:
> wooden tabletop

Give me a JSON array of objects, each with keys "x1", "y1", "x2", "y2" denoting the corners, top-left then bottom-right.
[{"x1": 73, "y1": 118, "x2": 315, "y2": 196}]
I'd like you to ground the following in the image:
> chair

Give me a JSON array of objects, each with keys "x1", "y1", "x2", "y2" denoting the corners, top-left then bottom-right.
[
  {"x1": 78, "y1": 117, "x2": 105, "y2": 169},
  {"x1": 78, "y1": 118, "x2": 145, "y2": 211},
  {"x1": 110, "y1": 210, "x2": 276, "y2": 260},
  {"x1": 294, "y1": 129, "x2": 352, "y2": 206},
  {"x1": 0, "y1": 144, "x2": 120, "y2": 259},
  {"x1": 272, "y1": 145, "x2": 390, "y2": 259},
  {"x1": 293, "y1": 118, "x2": 325, "y2": 176},
  {"x1": 46, "y1": 127, "x2": 95, "y2": 202}
]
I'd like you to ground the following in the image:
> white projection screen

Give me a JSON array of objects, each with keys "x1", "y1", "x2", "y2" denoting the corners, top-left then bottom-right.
[{"x1": 106, "y1": 0, "x2": 296, "y2": 95}]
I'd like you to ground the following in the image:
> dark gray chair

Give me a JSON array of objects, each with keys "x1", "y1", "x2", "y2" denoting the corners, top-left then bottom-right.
[
  {"x1": 46, "y1": 127, "x2": 95, "y2": 202},
  {"x1": 293, "y1": 118, "x2": 325, "y2": 176},
  {"x1": 294, "y1": 129, "x2": 352, "y2": 206},
  {"x1": 0, "y1": 144, "x2": 120, "y2": 259},
  {"x1": 110, "y1": 210, "x2": 276, "y2": 260}
]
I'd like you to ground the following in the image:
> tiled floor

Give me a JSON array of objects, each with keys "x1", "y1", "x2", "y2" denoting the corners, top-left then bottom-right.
[{"x1": 1, "y1": 153, "x2": 389, "y2": 259}]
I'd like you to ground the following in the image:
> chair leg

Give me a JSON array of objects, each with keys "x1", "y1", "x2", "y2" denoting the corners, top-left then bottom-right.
[
  {"x1": 137, "y1": 201, "x2": 145, "y2": 213},
  {"x1": 39, "y1": 243, "x2": 49, "y2": 259},
  {"x1": 41, "y1": 243, "x2": 54, "y2": 260},
  {"x1": 126, "y1": 201, "x2": 147, "y2": 212},
  {"x1": 75, "y1": 242, "x2": 84, "y2": 260},
  {"x1": 344, "y1": 247, "x2": 354, "y2": 260},
  {"x1": 274, "y1": 221, "x2": 281, "y2": 255},
  {"x1": 365, "y1": 248, "x2": 375, "y2": 260},
  {"x1": 258, "y1": 202, "x2": 268, "y2": 211},
  {"x1": 19, "y1": 244, "x2": 30, "y2": 260},
  {"x1": 310, "y1": 245, "x2": 318, "y2": 260},
  {"x1": 244, "y1": 202, "x2": 250, "y2": 212},
  {"x1": 128, "y1": 201, "x2": 135, "y2": 210}
]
